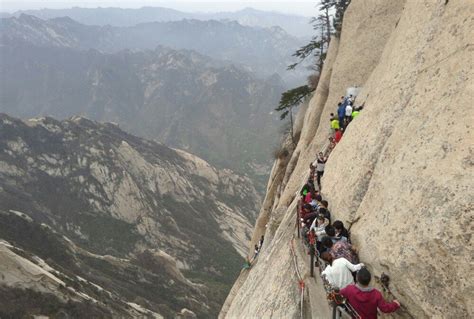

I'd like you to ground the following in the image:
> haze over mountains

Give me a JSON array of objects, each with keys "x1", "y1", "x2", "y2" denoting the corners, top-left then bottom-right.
[
  {"x1": 7, "y1": 6, "x2": 314, "y2": 37},
  {"x1": 1, "y1": 13, "x2": 306, "y2": 85},
  {"x1": 0, "y1": 6, "x2": 307, "y2": 318},
  {"x1": 0, "y1": 13, "x2": 294, "y2": 185}
]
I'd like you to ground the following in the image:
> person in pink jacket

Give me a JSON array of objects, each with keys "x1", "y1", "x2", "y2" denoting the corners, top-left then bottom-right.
[{"x1": 340, "y1": 268, "x2": 400, "y2": 319}]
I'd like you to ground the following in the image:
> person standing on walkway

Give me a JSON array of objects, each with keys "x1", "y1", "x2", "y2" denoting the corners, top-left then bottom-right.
[
  {"x1": 337, "y1": 102, "x2": 346, "y2": 130},
  {"x1": 330, "y1": 112, "x2": 340, "y2": 132},
  {"x1": 340, "y1": 268, "x2": 400, "y2": 319},
  {"x1": 334, "y1": 128, "x2": 343, "y2": 143},
  {"x1": 313, "y1": 152, "x2": 327, "y2": 190},
  {"x1": 345, "y1": 102, "x2": 353, "y2": 126},
  {"x1": 321, "y1": 253, "x2": 364, "y2": 289},
  {"x1": 352, "y1": 107, "x2": 361, "y2": 119},
  {"x1": 322, "y1": 237, "x2": 357, "y2": 263}
]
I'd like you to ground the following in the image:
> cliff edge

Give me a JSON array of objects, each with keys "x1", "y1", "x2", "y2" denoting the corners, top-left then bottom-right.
[{"x1": 221, "y1": 0, "x2": 473, "y2": 318}]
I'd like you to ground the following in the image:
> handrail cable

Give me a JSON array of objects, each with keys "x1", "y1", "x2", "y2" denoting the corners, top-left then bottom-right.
[{"x1": 290, "y1": 237, "x2": 305, "y2": 319}]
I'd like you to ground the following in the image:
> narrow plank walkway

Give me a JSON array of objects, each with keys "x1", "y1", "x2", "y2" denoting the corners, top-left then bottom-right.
[{"x1": 295, "y1": 238, "x2": 332, "y2": 319}]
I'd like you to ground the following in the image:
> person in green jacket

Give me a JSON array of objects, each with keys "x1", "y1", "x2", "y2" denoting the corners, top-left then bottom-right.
[
  {"x1": 351, "y1": 109, "x2": 360, "y2": 119},
  {"x1": 352, "y1": 104, "x2": 364, "y2": 119}
]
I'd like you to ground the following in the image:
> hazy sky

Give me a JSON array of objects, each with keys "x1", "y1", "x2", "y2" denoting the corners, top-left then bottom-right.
[{"x1": 1, "y1": 1, "x2": 320, "y2": 16}]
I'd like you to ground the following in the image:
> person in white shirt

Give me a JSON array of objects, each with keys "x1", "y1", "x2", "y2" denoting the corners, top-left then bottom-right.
[
  {"x1": 345, "y1": 103, "x2": 353, "y2": 127},
  {"x1": 345, "y1": 103, "x2": 353, "y2": 116},
  {"x1": 321, "y1": 252, "x2": 364, "y2": 289},
  {"x1": 312, "y1": 152, "x2": 327, "y2": 190},
  {"x1": 309, "y1": 214, "x2": 329, "y2": 251}
]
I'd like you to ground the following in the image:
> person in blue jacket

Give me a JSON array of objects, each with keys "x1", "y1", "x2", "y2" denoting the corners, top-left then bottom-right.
[{"x1": 337, "y1": 102, "x2": 346, "y2": 130}]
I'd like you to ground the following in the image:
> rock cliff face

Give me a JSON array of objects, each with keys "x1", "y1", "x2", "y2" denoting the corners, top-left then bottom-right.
[
  {"x1": 0, "y1": 114, "x2": 260, "y2": 318},
  {"x1": 221, "y1": 0, "x2": 473, "y2": 318}
]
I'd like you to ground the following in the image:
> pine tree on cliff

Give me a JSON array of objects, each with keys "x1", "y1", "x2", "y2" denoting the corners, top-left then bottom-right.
[
  {"x1": 278, "y1": 0, "x2": 335, "y2": 133},
  {"x1": 287, "y1": 0, "x2": 351, "y2": 71},
  {"x1": 275, "y1": 85, "x2": 314, "y2": 145},
  {"x1": 333, "y1": 0, "x2": 352, "y2": 36},
  {"x1": 287, "y1": 0, "x2": 332, "y2": 72}
]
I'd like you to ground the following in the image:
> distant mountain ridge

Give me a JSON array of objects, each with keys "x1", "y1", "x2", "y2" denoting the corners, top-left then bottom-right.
[
  {"x1": 0, "y1": 15, "x2": 285, "y2": 187},
  {"x1": 10, "y1": 6, "x2": 313, "y2": 37},
  {"x1": 1, "y1": 13, "x2": 306, "y2": 85}
]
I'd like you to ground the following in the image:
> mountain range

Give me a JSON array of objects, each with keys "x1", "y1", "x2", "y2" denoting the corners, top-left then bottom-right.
[
  {"x1": 7, "y1": 6, "x2": 314, "y2": 37},
  {"x1": 0, "y1": 14, "x2": 289, "y2": 187},
  {"x1": 0, "y1": 113, "x2": 260, "y2": 318},
  {"x1": 1, "y1": 13, "x2": 307, "y2": 85},
  {"x1": 0, "y1": 9, "x2": 304, "y2": 317}
]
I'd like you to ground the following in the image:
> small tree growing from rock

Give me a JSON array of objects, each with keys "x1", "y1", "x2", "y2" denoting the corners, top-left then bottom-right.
[{"x1": 275, "y1": 85, "x2": 314, "y2": 145}]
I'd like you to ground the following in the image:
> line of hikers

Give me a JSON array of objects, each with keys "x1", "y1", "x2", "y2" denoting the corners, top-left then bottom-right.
[
  {"x1": 298, "y1": 180, "x2": 400, "y2": 319},
  {"x1": 299, "y1": 92, "x2": 400, "y2": 318},
  {"x1": 329, "y1": 94, "x2": 364, "y2": 144}
]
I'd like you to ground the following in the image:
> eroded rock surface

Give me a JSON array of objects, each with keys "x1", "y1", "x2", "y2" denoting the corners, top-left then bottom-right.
[
  {"x1": 0, "y1": 114, "x2": 260, "y2": 318},
  {"x1": 222, "y1": 0, "x2": 473, "y2": 318}
]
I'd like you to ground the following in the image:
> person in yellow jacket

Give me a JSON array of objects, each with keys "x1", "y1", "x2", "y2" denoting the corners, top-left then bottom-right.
[
  {"x1": 352, "y1": 104, "x2": 364, "y2": 119},
  {"x1": 330, "y1": 118, "x2": 340, "y2": 130},
  {"x1": 351, "y1": 109, "x2": 360, "y2": 119}
]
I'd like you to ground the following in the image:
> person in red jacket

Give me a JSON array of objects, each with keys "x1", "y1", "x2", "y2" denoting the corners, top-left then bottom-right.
[
  {"x1": 334, "y1": 128, "x2": 343, "y2": 143},
  {"x1": 340, "y1": 268, "x2": 400, "y2": 319}
]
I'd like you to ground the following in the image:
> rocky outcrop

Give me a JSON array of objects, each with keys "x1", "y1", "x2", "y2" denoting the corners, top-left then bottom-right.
[
  {"x1": 0, "y1": 210, "x2": 165, "y2": 318},
  {"x1": 222, "y1": 0, "x2": 473, "y2": 318},
  {"x1": 0, "y1": 114, "x2": 261, "y2": 317}
]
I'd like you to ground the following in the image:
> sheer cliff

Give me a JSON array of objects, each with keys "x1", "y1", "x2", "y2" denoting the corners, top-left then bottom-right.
[
  {"x1": 221, "y1": 0, "x2": 473, "y2": 318},
  {"x1": 0, "y1": 114, "x2": 260, "y2": 318}
]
